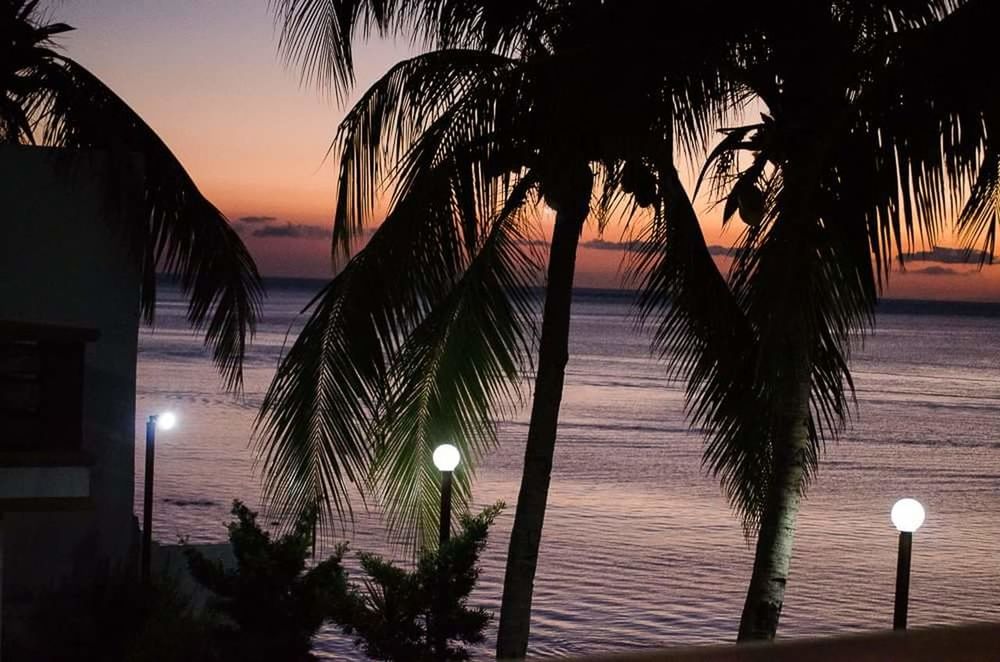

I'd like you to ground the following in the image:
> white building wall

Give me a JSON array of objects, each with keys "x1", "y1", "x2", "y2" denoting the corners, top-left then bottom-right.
[{"x1": 0, "y1": 146, "x2": 142, "y2": 599}]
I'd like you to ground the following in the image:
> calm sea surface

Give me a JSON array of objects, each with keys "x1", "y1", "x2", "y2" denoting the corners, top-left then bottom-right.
[{"x1": 135, "y1": 282, "x2": 1000, "y2": 659}]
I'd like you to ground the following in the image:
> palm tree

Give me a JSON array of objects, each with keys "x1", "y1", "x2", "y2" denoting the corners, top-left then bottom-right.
[
  {"x1": 638, "y1": 0, "x2": 998, "y2": 640},
  {"x1": 2, "y1": 0, "x2": 262, "y2": 388},
  {"x1": 262, "y1": 2, "x2": 742, "y2": 658},
  {"x1": 265, "y1": 0, "x2": 1000, "y2": 651}
]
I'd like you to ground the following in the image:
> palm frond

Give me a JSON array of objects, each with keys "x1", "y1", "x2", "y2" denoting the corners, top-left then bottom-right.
[
  {"x1": 269, "y1": 0, "x2": 543, "y2": 97},
  {"x1": 256, "y1": 32, "x2": 541, "y2": 536},
  {"x1": 956, "y1": 145, "x2": 998, "y2": 263},
  {"x1": 857, "y1": 0, "x2": 998, "y2": 270},
  {"x1": 6, "y1": 2, "x2": 262, "y2": 389},
  {"x1": 30, "y1": 57, "x2": 263, "y2": 390},
  {"x1": 631, "y1": 157, "x2": 769, "y2": 528},
  {"x1": 254, "y1": 155, "x2": 474, "y2": 527},
  {"x1": 330, "y1": 48, "x2": 514, "y2": 261},
  {"x1": 0, "y1": 0, "x2": 74, "y2": 143},
  {"x1": 727, "y1": 162, "x2": 875, "y2": 514},
  {"x1": 418, "y1": 0, "x2": 547, "y2": 54},
  {"x1": 270, "y1": 0, "x2": 397, "y2": 98},
  {"x1": 373, "y1": 175, "x2": 539, "y2": 549}
]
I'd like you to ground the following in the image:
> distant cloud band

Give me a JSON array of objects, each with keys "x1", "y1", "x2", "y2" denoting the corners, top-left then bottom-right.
[
  {"x1": 250, "y1": 223, "x2": 332, "y2": 239},
  {"x1": 236, "y1": 215, "x2": 277, "y2": 224},
  {"x1": 905, "y1": 246, "x2": 992, "y2": 264},
  {"x1": 578, "y1": 238, "x2": 738, "y2": 257},
  {"x1": 232, "y1": 214, "x2": 332, "y2": 240},
  {"x1": 577, "y1": 241, "x2": 991, "y2": 267},
  {"x1": 908, "y1": 265, "x2": 968, "y2": 277}
]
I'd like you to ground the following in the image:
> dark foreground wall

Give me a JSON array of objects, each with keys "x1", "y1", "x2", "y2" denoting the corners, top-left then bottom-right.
[
  {"x1": 0, "y1": 146, "x2": 141, "y2": 608},
  {"x1": 562, "y1": 622, "x2": 1000, "y2": 662}
]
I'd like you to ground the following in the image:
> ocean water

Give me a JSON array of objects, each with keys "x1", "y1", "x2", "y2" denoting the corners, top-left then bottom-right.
[{"x1": 135, "y1": 281, "x2": 1000, "y2": 659}]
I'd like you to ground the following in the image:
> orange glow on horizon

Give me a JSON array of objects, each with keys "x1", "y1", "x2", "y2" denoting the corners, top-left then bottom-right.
[{"x1": 56, "y1": 2, "x2": 998, "y2": 301}]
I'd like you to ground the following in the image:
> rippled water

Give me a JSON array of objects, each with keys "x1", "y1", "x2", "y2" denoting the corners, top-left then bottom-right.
[{"x1": 135, "y1": 282, "x2": 1000, "y2": 659}]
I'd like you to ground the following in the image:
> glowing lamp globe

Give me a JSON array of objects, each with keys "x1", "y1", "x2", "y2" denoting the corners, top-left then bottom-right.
[
  {"x1": 433, "y1": 444, "x2": 460, "y2": 472},
  {"x1": 891, "y1": 498, "x2": 925, "y2": 533},
  {"x1": 157, "y1": 411, "x2": 178, "y2": 431}
]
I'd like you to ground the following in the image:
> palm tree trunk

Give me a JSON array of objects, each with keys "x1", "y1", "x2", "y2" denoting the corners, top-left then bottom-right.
[
  {"x1": 737, "y1": 342, "x2": 812, "y2": 641},
  {"x1": 496, "y1": 203, "x2": 587, "y2": 660}
]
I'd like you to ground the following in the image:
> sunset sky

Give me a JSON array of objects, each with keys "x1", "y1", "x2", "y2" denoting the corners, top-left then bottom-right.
[{"x1": 57, "y1": 1, "x2": 999, "y2": 301}]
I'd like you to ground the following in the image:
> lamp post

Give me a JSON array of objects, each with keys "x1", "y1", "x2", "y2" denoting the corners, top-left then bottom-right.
[
  {"x1": 891, "y1": 498, "x2": 925, "y2": 630},
  {"x1": 433, "y1": 444, "x2": 460, "y2": 547},
  {"x1": 141, "y1": 411, "x2": 176, "y2": 585},
  {"x1": 431, "y1": 443, "x2": 460, "y2": 658}
]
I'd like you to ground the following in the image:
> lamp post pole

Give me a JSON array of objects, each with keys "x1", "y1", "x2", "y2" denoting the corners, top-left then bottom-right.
[
  {"x1": 438, "y1": 469, "x2": 453, "y2": 547},
  {"x1": 141, "y1": 415, "x2": 157, "y2": 586},
  {"x1": 431, "y1": 443, "x2": 461, "y2": 658},
  {"x1": 893, "y1": 531, "x2": 913, "y2": 630},
  {"x1": 890, "y1": 498, "x2": 925, "y2": 631},
  {"x1": 140, "y1": 412, "x2": 175, "y2": 587},
  {"x1": 433, "y1": 444, "x2": 461, "y2": 547}
]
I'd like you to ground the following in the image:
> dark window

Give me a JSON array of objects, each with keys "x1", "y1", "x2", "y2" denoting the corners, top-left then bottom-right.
[{"x1": 0, "y1": 323, "x2": 94, "y2": 452}]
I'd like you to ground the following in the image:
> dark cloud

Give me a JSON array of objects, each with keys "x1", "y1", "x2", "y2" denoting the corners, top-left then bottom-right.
[
  {"x1": 908, "y1": 266, "x2": 967, "y2": 277},
  {"x1": 577, "y1": 239, "x2": 741, "y2": 257},
  {"x1": 570, "y1": 240, "x2": 989, "y2": 265},
  {"x1": 251, "y1": 222, "x2": 332, "y2": 240},
  {"x1": 572, "y1": 240, "x2": 991, "y2": 264},
  {"x1": 236, "y1": 215, "x2": 277, "y2": 224},
  {"x1": 231, "y1": 214, "x2": 335, "y2": 240},
  {"x1": 904, "y1": 246, "x2": 986, "y2": 264},
  {"x1": 581, "y1": 239, "x2": 645, "y2": 252},
  {"x1": 708, "y1": 245, "x2": 740, "y2": 257}
]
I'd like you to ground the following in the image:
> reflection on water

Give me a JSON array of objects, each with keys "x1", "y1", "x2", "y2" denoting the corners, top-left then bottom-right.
[{"x1": 136, "y1": 285, "x2": 1000, "y2": 659}]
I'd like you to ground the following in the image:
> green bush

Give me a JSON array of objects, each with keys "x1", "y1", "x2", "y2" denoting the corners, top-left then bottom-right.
[
  {"x1": 186, "y1": 500, "x2": 502, "y2": 661},
  {"x1": 336, "y1": 503, "x2": 503, "y2": 661},
  {"x1": 184, "y1": 501, "x2": 347, "y2": 661}
]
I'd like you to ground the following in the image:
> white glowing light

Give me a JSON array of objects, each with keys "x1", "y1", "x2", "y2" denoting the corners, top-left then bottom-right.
[
  {"x1": 891, "y1": 498, "x2": 925, "y2": 533},
  {"x1": 157, "y1": 411, "x2": 178, "y2": 431},
  {"x1": 433, "y1": 444, "x2": 460, "y2": 472}
]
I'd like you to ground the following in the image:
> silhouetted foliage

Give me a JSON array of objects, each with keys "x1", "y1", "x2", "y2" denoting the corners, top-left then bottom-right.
[
  {"x1": 266, "y1": 0, "x2": 1000, "y2": 648},
  {"x1": 14, "y1": 565, "x2": 219, "y2": 662},
  {"x1": 1, "y1": 0, "x2": 262, "y2": 390},
  {"x1": 184, "y1": 501, "x2": 348, "y2": 661},
  {"x1": 185, "y1": 500, "x2": 499, "y2": 661},
  {"x1": 336, "y1": 503, "x2": 501, "y2": 661},
  {"x1": 263, "y1": 4, "x2": 738, "y2": 656}
]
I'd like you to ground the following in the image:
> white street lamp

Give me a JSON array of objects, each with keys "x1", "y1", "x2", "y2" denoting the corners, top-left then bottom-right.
[
  {"x1": 891, "y1": 498, "x2": 925, "y2": 533},
  {"x1": 156, "y1": 411, "x2": 177, "y2": 431},
  {"x1": 433, "y1": 444, "x2": 461, "y2": 545},
  {"x1": 891, "y1": 498, "x2": 925, "y2": 629},
  {"x1": 433, "y1": 444, "x2": 461, "y2": 473},
  {"x1": 141, "y1": 411, "x2": 178, "y2": 585}
]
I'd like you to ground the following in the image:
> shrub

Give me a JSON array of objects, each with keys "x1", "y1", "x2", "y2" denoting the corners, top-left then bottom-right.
[
  {"x1": 184, "y1": 501, "x2": 347, "y2": 661},
  {"x1": 335, "y1": 503, "x2": 503, "y2": 661},
  {"x1": 186, "y1": 500, "x2": 502, "y2": 661}
]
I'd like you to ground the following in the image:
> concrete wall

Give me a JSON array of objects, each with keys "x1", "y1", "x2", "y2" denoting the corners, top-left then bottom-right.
[
  {"x1": 0, "y1": 146, "x2": 142, "y2": 598},
  {"x1": 562, "y1": 622, "x2": 1000, "y2": 662}
]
